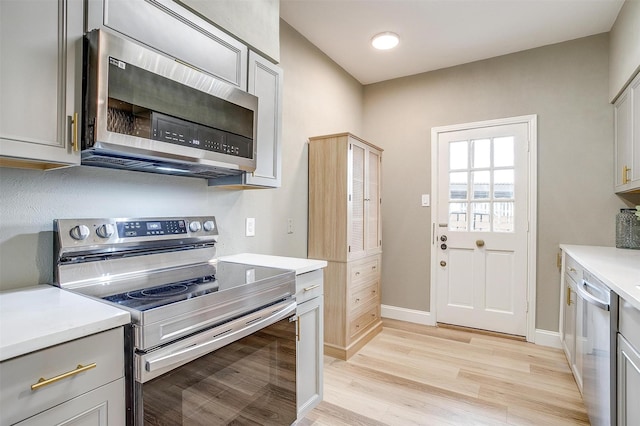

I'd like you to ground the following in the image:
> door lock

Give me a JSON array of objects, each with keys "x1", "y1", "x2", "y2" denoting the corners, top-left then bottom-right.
[
  {"x1": 440, "y1": 235, "x2": 447, "y2": 242},
  {"x1": 440, "y1": 243, "x2": 447, "y2": 250}
]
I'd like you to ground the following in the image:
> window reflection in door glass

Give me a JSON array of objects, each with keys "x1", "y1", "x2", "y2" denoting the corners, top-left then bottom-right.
[
  {"x1": 449, "y1": 203, "x2": 467, "y2": 231},
  {"x1": 472, "y1": 171, "x2": 490, "y2": 199},
  {"x1": 494, "y1": 136, "x2": 514, "y2": 167},
  {"x1": 494, "y1": 202, "x2": 515, "y2": 232},
  {"x1": 493, "y1": 169, "x2": 514, "y2": 199},
  {"x1": 449, "y1": 172, "x2": 468, "y2": 199},
  {"x1": 450, "y1": 141, "x2": 468, "y2": 170},
  {"x1": 471, "y1": 202, "x2": 491, "y2": 231},
  {"x1": 472, "y1": 139, "x2": 490, "y2": 168}
]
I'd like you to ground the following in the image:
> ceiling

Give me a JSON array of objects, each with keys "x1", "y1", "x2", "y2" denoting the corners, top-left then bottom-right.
[{"x1": 279, "y1": 0, "x2": 625, "y2": 85}]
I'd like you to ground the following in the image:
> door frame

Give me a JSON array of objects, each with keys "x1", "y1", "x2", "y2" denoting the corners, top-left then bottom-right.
[{"x1": 430, "y1": 114, "x2": 538, "y2": 342}]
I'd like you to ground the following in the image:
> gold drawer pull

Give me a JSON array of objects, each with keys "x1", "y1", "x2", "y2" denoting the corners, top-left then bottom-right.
[
  {"x1": 303, "y1": 284, "x2": 320, "y2": 292},
  {"x1": 355, "y1": 298, "x2": 360, "y2": 303},
  {"x1": 31, "y1": 363, "x2": 96, "y2": 391},
  {"x1": 372, "y1": 266, "x2": 376, "y2": 270},
  {"x1": 569, "y1": 267, "x2": 576, "y2": 273},
  {"x1": 355, "y1": 272, "x2": 360, "y2": 276}
]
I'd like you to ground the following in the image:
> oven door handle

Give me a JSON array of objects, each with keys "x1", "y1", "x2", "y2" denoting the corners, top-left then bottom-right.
[{"x1": 141, "y1": 300, "x2": 296, "y2": 380}]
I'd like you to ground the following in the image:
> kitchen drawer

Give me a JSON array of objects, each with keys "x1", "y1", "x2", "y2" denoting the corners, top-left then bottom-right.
[
  {"x1": 564, "y1": 254, "x2": 583, "y2": 284},
  {"x1": 349, "y1": 303, "x2": 379, "y2": 339},
  {"x1": 349, "y1": 256, "x2": 380, "y2": 285},
  {"x1": 296, "y1": 269, "x2": 323, "y2": 304},
  {"x1": 620, "y1": 299, "x2": 640, "y2": 349},
  {"x1": 350, "y1": 278, "x2": 379, "y2": 310},
  {"x1": 0, "y1": 327, "x2": 124, "y2": 426}
]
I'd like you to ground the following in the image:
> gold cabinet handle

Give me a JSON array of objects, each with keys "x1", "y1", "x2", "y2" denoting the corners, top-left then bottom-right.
[
  {"x1": 476, "y1": 240, "x2": 485, "y2": 248},
  {"x1": 566, "y1": 287, "x2": 571, "y2": 306},
  {"x1": 569, "y1": 267, "x2": 576, "y2": 273},
  {"x1": 297, "y1": 317, "x2": 301, "y2": 342},
  {"x1": 303, "y1": 284, "x2": 320, "y2": 292},
  {"x1": 355, "y1": 272, "x2": 360, "y2": 276},
  {"x1": 71, "y1": 112, "x2": 79, "y2": 152},
  {"x1": 31, "y1": 363, "x2": 96, "y2": 391},
  {"x1": 623, "y1": 165, "x2": 631, "y2": 184}
]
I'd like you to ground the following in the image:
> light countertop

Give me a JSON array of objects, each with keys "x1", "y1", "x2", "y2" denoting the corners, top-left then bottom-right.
[
  {"x1": 560, "y1": 245, "x2": 640, "y2": 311},
  {"x1": 0, "y1": 286, "x2": 130, "y2": 362},
  {"x1": 220, "y1": 253, "x2": 327, "y2": 275}
]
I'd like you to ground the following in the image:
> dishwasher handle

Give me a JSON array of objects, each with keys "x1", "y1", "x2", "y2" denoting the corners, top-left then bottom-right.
[{"x1": 577, "y1": 279, "x2": 610, "y2": 311}]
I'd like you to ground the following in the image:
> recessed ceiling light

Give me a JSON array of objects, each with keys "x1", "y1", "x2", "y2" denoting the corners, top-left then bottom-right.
[{"x1": 371, "y1": 32, "x2": 399, "y2": 50}]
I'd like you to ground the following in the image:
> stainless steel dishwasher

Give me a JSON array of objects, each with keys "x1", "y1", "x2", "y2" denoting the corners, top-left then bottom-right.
[{"x1": 575, "y1": 270, "x2": 617, "y2": 426}]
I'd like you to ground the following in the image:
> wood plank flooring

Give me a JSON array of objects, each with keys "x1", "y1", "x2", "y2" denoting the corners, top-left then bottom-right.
[{"x1": 299, "y1": 319, "x2": 589, "y2": 426}]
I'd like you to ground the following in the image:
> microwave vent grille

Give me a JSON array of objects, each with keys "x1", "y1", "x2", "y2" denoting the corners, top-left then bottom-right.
[{"x1": 81, "y1": 152, "x2": 243, "y2": 179}]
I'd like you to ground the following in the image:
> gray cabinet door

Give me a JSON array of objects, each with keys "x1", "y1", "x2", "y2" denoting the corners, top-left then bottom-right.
[
  {"x1": 297, "y1": 296, "x2": 324, "y2": 419},
  {"x1": 0, "y1": 0, "x2": 82, "y2": 168},
  {"x1": 86, "y1": 0, "x2": 247, "y2": 90},
  {"x1": 618, "y1": 334, "x2": 640, "y2": 426},
  {"x1": 208, "y1": 51, "x2": 283, "y2": 188}
]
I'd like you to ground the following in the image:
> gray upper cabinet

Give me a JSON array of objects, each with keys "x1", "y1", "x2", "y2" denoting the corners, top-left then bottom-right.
[
  {"x1": 0, "y1": 0, "x2": 83, "y2": 169},
  {"x1": 86, "y1": 0, "x2": 248, "y2": 90},
  {"x1": 209, "y1": 52, "x2": 283, "y2": 188}
]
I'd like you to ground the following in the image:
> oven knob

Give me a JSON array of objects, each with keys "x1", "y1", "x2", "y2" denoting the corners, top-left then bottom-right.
[
  {"x1": 70, "y1": 225, "x2": 90, "y2": 241},
  {"x1": 203, "y1": 220, "x2": 215, "y2": 232},
  {"x1": 96, "y1": 223, "x2": 115, "y2": 239},
  {"x1": 189, "y1": 221, "x2": 202, "y2": 232}
]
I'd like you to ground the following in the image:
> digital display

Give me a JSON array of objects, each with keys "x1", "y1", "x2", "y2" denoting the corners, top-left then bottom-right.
[{"x1": 146, "y1": 222, "x2": 162, "y2": 230}]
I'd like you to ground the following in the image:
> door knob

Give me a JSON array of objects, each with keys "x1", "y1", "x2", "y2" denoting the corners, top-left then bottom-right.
[
  {"x1": 440, "y1": 243, "x2": 447, "y2": 250},
  {"x1": 476, "y1": 240, "x2": 485, "y2": 247},
  {"x1": 440, "y1": 261, "x2": 446, "y2": 267}
]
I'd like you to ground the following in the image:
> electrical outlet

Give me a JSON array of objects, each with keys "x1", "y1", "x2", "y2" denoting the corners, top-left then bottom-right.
[
  {"x1": 287, "y1": 218, "x2": 294, "y2": 234},
  {"x1": 245, "y1": 218, "x2": 255, "y2": 237}
]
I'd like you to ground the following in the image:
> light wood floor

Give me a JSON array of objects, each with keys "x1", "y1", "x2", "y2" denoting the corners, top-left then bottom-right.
[{"x1": 299, "y1": 319, "x2": 589, "y2": 426}]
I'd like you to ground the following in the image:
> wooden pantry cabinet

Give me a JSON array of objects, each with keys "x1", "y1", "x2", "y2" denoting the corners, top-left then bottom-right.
[{"x1": 308, "y1": 133, "x2": 383, "y2": 360}]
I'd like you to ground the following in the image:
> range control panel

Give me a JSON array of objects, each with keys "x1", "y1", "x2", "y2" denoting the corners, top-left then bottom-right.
[
  {"x1": 55, "y1": 216, "x2": 218, "y2": 246},
  {"x1": 117, "y1": 219, "x2": 187, "y2": 238}
]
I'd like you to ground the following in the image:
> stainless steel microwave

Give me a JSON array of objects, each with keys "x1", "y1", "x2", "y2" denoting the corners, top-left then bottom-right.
[{"x1": 82, "y1": 30, "x2": 258, "y2": 179}]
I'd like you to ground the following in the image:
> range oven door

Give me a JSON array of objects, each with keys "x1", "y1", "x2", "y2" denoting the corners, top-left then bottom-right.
[{"x1": 133, "y1": 300, "x2": 297, "y2": 426}]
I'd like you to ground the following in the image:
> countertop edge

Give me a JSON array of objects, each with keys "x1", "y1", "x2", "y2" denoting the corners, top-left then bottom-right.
[{"x1": 220, "y1": 253, "x2": 328, "y2": 275}]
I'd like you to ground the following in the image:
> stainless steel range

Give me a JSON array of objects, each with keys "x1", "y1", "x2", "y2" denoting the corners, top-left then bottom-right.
[{"x1": 53, "y1": 216, "x2": 297, "y2": 425}]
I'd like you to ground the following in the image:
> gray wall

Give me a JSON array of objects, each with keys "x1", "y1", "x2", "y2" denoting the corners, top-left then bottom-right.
[
  {"x1": 0, "y1": 20, "x2": 363, "y2": 292},
  {"x1": 362, "y1": 34, "x2": 629, "y2": 332}
]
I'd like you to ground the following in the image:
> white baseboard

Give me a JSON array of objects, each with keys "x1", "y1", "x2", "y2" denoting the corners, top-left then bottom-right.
[
  {"x1": 381, "y1": 305, "x2": 436, "y2": 326},
  {"x1": 534, "y1": 329, "x2": 562, "y2": 349},
  {"x1": 381, "y1": 304, "x2": 562, "y2": 349}
]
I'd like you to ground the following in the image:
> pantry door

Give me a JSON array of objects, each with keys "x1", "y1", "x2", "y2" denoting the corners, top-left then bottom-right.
[{"x1": 431, "y1": 116, "x2": 536, "y2": 338}]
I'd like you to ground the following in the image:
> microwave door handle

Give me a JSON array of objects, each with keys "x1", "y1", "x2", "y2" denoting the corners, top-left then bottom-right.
[
  {"x1": 144, "y1": 301, "x2": 296, "y2": 375},
  {"x1": 576, "y1": 280, "x2": 610, "y2": 311}
]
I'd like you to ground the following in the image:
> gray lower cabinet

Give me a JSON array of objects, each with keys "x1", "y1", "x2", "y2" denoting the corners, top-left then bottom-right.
[
  {"x1": 0, "y1": 328, "x2": 125, "y2": 426},
  {"x1": 560, "y1": 252, "x2": 584, "y2": 393},
  {"x1": 296, "y1": 269, "x2": 324, "y2": 420},
  {"x1": 209, "y1": 52, "x2": 283, "y2": 188},
  {"x1": 618, "y1": 300, "x2": 640, "y2": 425},
  {"x1": 0, "y1": 0, "x2": 83, "y2": 169},
  {"x1": 86, "y1": 0, "x2": 248, "y2": 90}
]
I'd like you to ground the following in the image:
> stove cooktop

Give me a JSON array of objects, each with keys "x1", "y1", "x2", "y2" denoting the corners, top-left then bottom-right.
[{"x1": 100, "y1": 261, "x2": 292, "y2": 313}]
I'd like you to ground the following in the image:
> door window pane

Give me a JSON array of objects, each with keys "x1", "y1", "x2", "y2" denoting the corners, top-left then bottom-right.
[
  {"x1": 494, "y1": 202, "x2": 514, "y2": 232},
  {"x1": 472, "y1": 139, "x2": 490, "y2": 168},
  {"x1": 450, "y1": 141, "x2": 468, "y2": 170},
  {"x1": 449, "y1": 172, "x2": 468, "y2": 200},
  {"x1": 493, "y1": 169, "x2": 514, "y2": 199},
  {"x1": 494, "y1": 136, "x2": 514, "y2": 167},
  {"x1": 472, "y1": 171, "x2": 490, "y2": 199},
  {"x1": 471, "y1": 202, "x2": 490, "y2": 231},
  {"x1": 449, "y1": 203, "x2": 467, "y2": 231}
]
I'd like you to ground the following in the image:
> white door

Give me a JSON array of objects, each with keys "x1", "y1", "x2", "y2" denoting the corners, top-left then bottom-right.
[{"x1": 433, "y1": 118, "x2": 532, "y2": 336}]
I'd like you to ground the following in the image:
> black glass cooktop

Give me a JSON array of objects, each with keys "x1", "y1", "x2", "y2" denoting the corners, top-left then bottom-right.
[{"x1": 101, "y1": 261, "x2": 291, "y2": 312}]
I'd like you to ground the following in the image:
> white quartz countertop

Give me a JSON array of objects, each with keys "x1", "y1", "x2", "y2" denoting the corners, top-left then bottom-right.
[
  {"x1": 560, "y1": 245, "x2": 640, "y2": 311},
  {"x1": 220, "y1": 253, "x2": 327, "y2": 275},
  {"x1": 0, "y1": 286, "x2": 130, "y2": 362}
]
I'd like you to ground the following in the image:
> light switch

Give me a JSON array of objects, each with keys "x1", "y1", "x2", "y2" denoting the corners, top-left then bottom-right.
[
  {"x1": 421, "y1": 194, "x2": 430, "y2": 207},
  {"x1": 245, "y1": 218, "x2": 255, "y2": 237}
]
